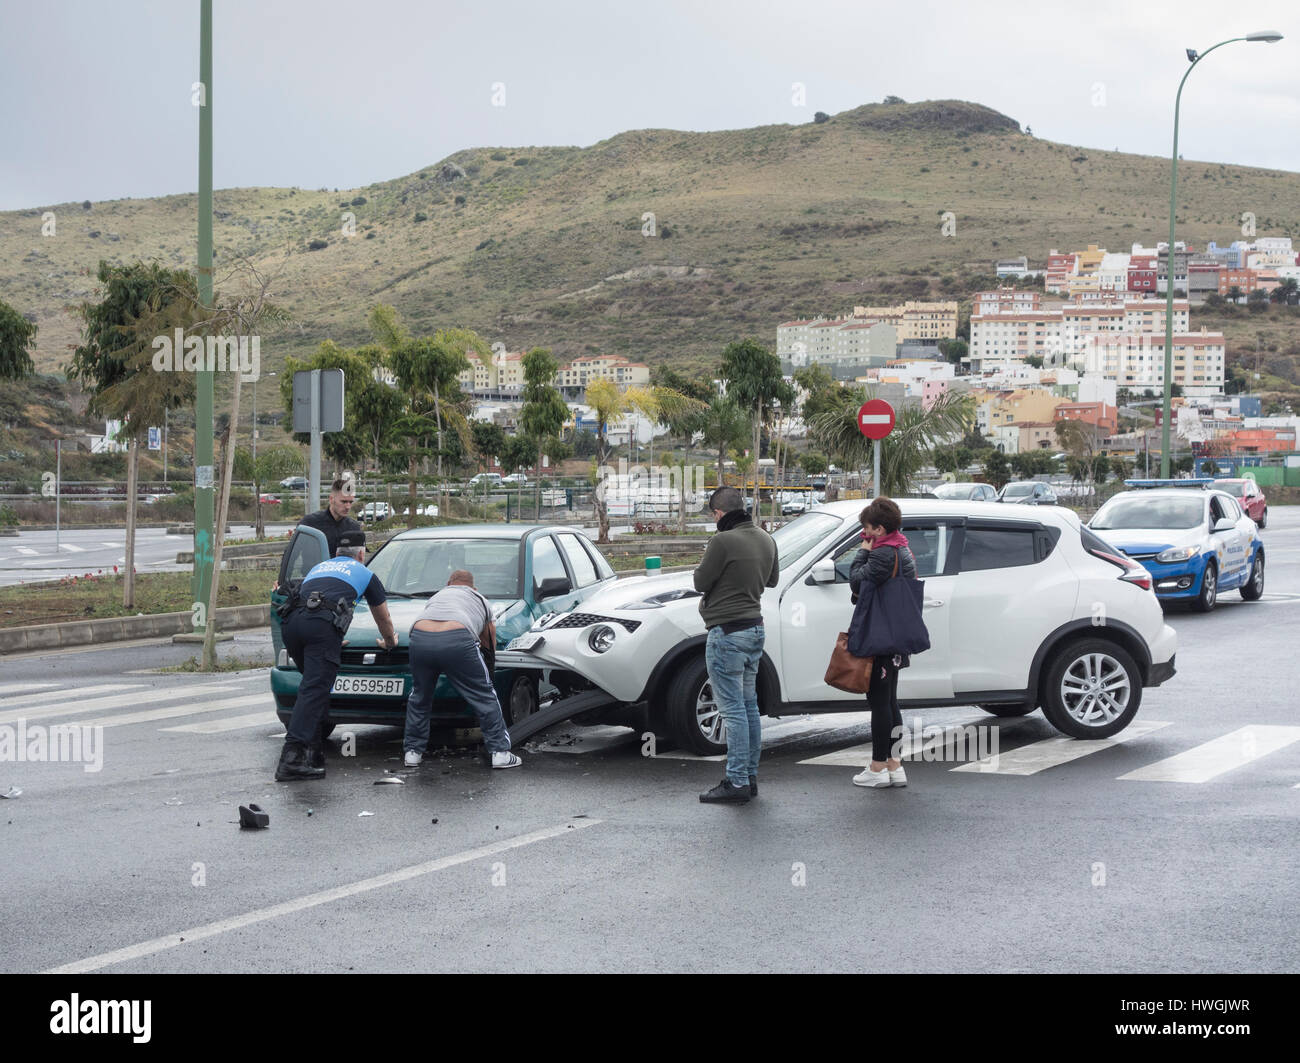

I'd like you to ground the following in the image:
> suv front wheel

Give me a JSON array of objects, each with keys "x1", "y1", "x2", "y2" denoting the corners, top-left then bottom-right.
[
  {"x1": 665, "y1": 655, "x2": 729, "y2": 756},
  {"x1": 1040, "y1": 638, "x2": 1142, "y2": 739}
]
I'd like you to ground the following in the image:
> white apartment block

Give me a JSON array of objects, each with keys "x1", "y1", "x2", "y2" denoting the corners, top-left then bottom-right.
[
  {"x1": 973, "y1": 289, "x2": 1041, "y2": 315},
  {"x1": 1076, "y1": 330, "x2": 1225, "y2": 396},
  {"x1": 555, "y1": 355, "x2": 650, "y2": 389}
]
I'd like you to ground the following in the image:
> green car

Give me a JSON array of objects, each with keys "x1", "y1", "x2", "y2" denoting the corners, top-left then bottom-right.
[{"x1": 269, "y1": 523, "x2": 619, "y2": 734}]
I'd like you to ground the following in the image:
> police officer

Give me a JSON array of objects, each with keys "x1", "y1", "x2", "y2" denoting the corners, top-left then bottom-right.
[{"x1": 275, "y1": 529, "x2": 398, "y2": 781}]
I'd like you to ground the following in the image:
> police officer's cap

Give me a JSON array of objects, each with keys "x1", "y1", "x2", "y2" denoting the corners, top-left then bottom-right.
[{"x1": 337, "y1": 530, "x2": 367, "y2": 549}]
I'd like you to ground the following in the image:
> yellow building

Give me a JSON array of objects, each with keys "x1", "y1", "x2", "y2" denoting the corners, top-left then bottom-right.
[
  {"x1": 986, "y1": 388, "x2": 1065, "y2": 430},
  {"x1": 849, "y1": 300, "x2": 958, "y2": 342}
]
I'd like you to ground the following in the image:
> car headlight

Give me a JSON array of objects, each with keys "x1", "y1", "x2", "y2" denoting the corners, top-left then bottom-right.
[
  {"x1": 1156, "y1": 544, "x2": 1201, "y2": 563},
  {"x1": 588, "y1": 625, "x2": 616, "y2": 653},
  {"x1": 620, "y1": 589, "x2": 702, "y2": 610}
]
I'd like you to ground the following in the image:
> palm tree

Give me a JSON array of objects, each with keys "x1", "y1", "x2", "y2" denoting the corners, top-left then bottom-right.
[
  {"x1": 699, "y1": 397, "x2": 748, "y2": 490},
  {"x1": 810, "y1": 390, "x2": 975, "y2": 496}
]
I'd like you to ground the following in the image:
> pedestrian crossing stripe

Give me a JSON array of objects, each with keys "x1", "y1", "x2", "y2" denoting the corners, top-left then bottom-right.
[
  {"x1": 951, "y1": 720, "x2": 1172, "y2": 775},
  {"x1": 798, "y1": 714, "x2": 992, "y2": 767},
  {"x1": 0, "y1": 685, "x2": 146, "y2": 722},
  {"x1": 1117, "y1": 725, "x2": 1300, "y2": 784},
  {"x1": 0, "y1": 683, "x2": 59, "y2": 697},
  {"x1": 655, "y1": 713, "x2": 876, "y2": 762},
  {"x1": 80, "y1": 694, "x2": 270, "y2": 729},
  {"x1": 161, "y1": 711, "x2": 278, "y2": 734},
  {"x1": 0, "y1": 684, "x2": 241, "y2": 726}
]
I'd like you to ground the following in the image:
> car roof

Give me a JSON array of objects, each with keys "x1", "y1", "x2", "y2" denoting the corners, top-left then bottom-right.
[
  {"x1": 810, "y1": 497, "x2": 1080, "y2": 528},
  {"x1": 1103, "y1": 488, "x2": 1210, "y2": 500},
  {"x1": 385, "y1": 522, "x2": 584, "y2": 541}
]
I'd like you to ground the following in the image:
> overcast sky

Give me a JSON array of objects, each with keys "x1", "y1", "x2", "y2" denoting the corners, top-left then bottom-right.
[{"x1": 2, "y1": 0, "x2": 1297, "y2": 211}]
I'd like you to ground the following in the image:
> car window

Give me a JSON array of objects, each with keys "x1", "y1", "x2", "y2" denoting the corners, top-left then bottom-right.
[
  {"x1": 959, "y1": 527, "x2": 1039, "y2": 571},
  {"x1": 365, "y1": 538, "x2": 522, "y2": 598},
  {"x1": 1217, "y1": 495, "x2": 1241, "y2": 521},
  {"x1": 581, "y1": 537, "x2": 615, "y2": 581},
  {"x1": 280, "y1": 529, "x2": 325, "y2": 585},
  {"x1": 902, "y1": 524, "x2": 954, "y2": 577},
  {"x1": 1092, "y1": 495, "x2": 1204, "y2": 530},
  {"x1": 531, "y1": 535, "x2": 568, "y2": 593},
  {"x1": 771, "y1": 512, "x2": 841, "y2": 570},
  {"x1": 558, "y1": 533, "x2": 599, "y2": 587}
]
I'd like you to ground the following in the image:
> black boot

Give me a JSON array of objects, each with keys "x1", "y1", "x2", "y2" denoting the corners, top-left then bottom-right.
[{"x1": 276, "y1": 743, "x2": 325, "y2": 781}]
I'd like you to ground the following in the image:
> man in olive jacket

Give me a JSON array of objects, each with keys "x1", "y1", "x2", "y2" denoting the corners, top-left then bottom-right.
[{"x1": 693, "y1": 486, "x2": 779, "y2": 804}]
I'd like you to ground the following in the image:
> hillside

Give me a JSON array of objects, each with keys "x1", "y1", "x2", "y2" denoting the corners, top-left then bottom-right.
[{"x1": 3, "y1": 98, "x2": 1299, "y2": 385}]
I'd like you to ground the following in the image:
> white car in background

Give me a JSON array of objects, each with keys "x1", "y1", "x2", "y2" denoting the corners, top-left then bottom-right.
[{"x1": 500, "y1": 499, "x2": 1178, "y2": 754}]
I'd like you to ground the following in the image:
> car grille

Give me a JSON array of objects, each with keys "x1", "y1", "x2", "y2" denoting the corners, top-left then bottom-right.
[
  {"x1": 549, "y1": 612, "x2": 642, "y2": 633},
  {"x1": 1121, "y1": 552, "x2": 1158, "y2": 562},
  {"x1": 340, "y1": 648, "x2": 409, "y2": 667}
]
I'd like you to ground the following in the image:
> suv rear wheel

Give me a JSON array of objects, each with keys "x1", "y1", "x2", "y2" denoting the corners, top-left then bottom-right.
[
  {"x1": 665, "y1": 655, "x2": 728, "y2": 756},
  {"x1": 1040, "y1": 638, "x2": 1142, "y2": 739},
  {"x1": 505, "y1": 674, "x2": 538, "y2": 726}
]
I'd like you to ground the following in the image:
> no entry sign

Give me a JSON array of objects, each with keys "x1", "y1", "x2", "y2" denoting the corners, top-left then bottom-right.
[{"x1": 858, "y1": 399, "x2": 895, "y2": 440}]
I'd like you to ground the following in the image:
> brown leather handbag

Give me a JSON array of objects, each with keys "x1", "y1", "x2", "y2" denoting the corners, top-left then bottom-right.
[{"x1": 824, "y1": 633, "x2": 873, "y2": 694}]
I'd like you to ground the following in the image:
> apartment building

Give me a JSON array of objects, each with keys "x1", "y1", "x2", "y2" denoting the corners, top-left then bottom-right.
[
  {"x1": 847, "y1": 301, "x2": 958, "y2": 341},
  {"x1": 973, "y1": 289, "x2": 1042, "y2": 315},
  {"x1": 1075, "y1": 330, "x2": 1226, "y2": 395},
  {"x1": 459, "y1": 350, "x2": 648, "y2": 395},
  {"x1": 555, "y1": 354, "x2": 650, "y2": 389}
]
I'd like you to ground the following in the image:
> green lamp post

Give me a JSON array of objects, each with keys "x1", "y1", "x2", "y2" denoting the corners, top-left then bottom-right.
[{"x1": 1160, "y1": 30, "x2": 1283, "y2": 478}]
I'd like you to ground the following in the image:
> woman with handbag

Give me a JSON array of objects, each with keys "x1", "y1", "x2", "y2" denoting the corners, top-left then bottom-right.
[{"x1": 847, "y1": 498, "x2": 921, "y2": 789}]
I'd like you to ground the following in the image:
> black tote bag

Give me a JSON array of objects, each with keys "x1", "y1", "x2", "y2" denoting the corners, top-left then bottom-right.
[{"x1": 847, "y1": 549, "x2": 931, "y2": 658}]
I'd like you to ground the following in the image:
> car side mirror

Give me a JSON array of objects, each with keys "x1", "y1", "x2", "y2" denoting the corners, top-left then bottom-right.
[
  {"x1": 536, "y1": 576, "x2": 572, "y2": 599},
  {"x1": 809, "y1": 557, "x2": 837, "y2": 584},
  {"x1": 1212, "y1": 517, "x2": 1235, "y2": 533}
]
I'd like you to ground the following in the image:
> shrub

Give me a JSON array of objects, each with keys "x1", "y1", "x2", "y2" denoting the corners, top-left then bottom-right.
[
  {"x1": 0, "y1": 503, "x2": 16, "y2": 527},
  {"x1": 350, "y1": 196, "x2": 367, "y2": 206},
  {"x1": 307, "y1": 238, "x2": 328, "y2": 251},
  {"x1": 813, "y1": 111, "x2": 829, "y2": 124},
  {"x1": 489, "y1": 151, "x2": 508, "y2": 161},
  {"x1": 512, "y1": 157, "x2": 531, "y2": 166},
  {"x1": 413, "y1": 212, "x2": 428, "y2": 223},
  {"x1": 454, "y1": 194, "x2": 466, "y2": 206}
]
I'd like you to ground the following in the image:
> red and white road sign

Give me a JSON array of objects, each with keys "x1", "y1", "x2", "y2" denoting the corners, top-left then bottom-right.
[{"x1": 857, "y1": 399, "x2": 895, "y2": 440}]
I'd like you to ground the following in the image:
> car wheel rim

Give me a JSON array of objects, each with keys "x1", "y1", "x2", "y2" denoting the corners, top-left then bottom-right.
[
  {"x1": 510, "y1": 680, "x2": 536, "y2": 721},
  {"x1": 1204, "y1": 567, "x2": 1216, "y2": 606},
  {"x1": 696, "y1": 679, "x2": 726, "y2": 743},
  {"x1": 1059, "y1": 652, "x2": 1130, "y2": 726},
  {"x1": 1252, "y1": 557, "x2": 1264, "y2": 592}
]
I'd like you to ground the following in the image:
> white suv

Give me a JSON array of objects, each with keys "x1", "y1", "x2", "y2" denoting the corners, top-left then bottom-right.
[{"x1": 500, "y1": 499, "x2": 1178, "y2": 753}]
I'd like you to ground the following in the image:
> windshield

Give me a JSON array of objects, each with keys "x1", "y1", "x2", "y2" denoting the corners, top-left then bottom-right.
[
  {"x1": 366, "y1": 538, "x2": 521, "y2": 598},
  {"x1": 771, "y1": 512, "x2": 841, "y2": 569},
  {"x1": 1212, "y1": 480, "x2": 1246, "y2": 495},
  {"x1": 1002, "y1": 483, "x2": 1035, "y2": 497},
  {"x1": 1092, "y1": 495, "x2": 1204, "y2": 531},
  {"x1": 935, "y1": 483, "x2": 974, "y2": 499}
]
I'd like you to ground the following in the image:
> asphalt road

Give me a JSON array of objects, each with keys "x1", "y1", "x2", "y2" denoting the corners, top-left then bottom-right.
[
  {"x1": 0, "y1": 524, "x2": 295, "y2": 587},
  {"x1": 1, "y1": 511, "x2": 1297, "y2": 973}
]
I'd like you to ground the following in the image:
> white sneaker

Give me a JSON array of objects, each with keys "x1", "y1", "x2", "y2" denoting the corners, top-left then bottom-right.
[
  {"x1": 491, "y1": 750, "x2": 522, "y2": 769},
  {"x1": 852, "y1": 766, "x2": 893, "y2": 788},
  {"x1": 403, "y1": 750, "x2": 423, "y2": 767},
  {"x1": 888, "y1": 765, "x2": 907, "y2": 787}
]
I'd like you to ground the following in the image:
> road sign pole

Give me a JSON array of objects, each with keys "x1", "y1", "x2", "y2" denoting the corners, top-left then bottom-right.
[
  {"x1": 857, "y1": 398, "x2": 895, "y2": 497},
  {"x1": 873, "y1": 439, "x2": 881, "y2": 498},
  {"x1": 309, "y1": 368, "x2": 321, "y2": 513},
  {"x1": 192, "y1": 0, "x2": 215, "y2": 627},
  {"x1": 55, "y1": 438, "x2": 61, "y2": 554}
]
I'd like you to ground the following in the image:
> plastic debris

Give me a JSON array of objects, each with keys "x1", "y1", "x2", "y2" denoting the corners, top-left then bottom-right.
[
  {"x1": 164, "y1": 799, "x2": 183, "y2": 806},
  {"x1": 307, "y1": 809, "x2": 313, "y2": 817},
  {"x1": 358, "y1": 810, "x2": 374, "y2": 817},
  {"x1": 374, "y1": 776, "x2": 404, "y2": 785},
  {"x1": 431, "y1": 818, "x2": 438, "y2": 824},
  {"x1": 238, "y1": 803, "x2": 269, "y2": 829},
  {"x1": 1, "y1": 786, "x2": 21, "y2": 799}
]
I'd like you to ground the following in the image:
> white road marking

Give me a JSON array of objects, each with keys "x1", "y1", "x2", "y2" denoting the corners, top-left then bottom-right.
[
  {"x1": 0, "y1": 682, "x2": 59, "y2": 697},
  {"x1": 798, "y1": 714, "x2": 992, "y2": 766},
  {"x1": 58, "y1": 543, "x2": 85, "y2": 553},
  {"x1": 0, "y1": 684, "x2": 142, "y2": 715},
  {"x1": 100, "y1": 542, "x2": 120, "y2": 547},
  {"x1": 952, "y1": 720, "x2": 1172, "y2": 775},
  {"x1": 161, "y1": 711, "x2": 279, "y2": 734},
  {"x1": 78, "y1": 694, "x2": 270, "y2": 729},
  {"x1": 0, "y1": 684, "x2": 240, "y2": 725},
  {"x1": 14, "y1": 547, "x2": 37, "y2": 556},
  {"x1": 1118, "y1": 725, "x2": 1300, "y2": 784},
  {"x1": 44, "y1": 817, "x2": 602, "y2": 974},
  {"x1": 659, "y1": 713, "x2": 874, "y2": 762}
]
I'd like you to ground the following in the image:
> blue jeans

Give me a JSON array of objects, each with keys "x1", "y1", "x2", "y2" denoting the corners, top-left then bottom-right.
[{"x1": 705, "y1": 624, "x2": 764, "y2": 787}]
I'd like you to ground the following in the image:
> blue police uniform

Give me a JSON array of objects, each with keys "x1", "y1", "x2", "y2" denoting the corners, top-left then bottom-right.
[{"x1": 281, "y1": 556, "x2": 388, "y2": 753}]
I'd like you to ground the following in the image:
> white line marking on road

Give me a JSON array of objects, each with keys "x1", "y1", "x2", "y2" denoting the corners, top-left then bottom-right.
[
  {"x1": 798, "y1": 715, "x2": 991, "y2": 766},
  {"x1": 79, "y1": 694, "x2": 270, "y2": 729},
  {"x1": 160, "y1": 711, "x2": 279, "y2": 734},
  {"x1": 43, "y1": 817, "x2": 602, "y2": 974},
  {"x1": 952, "y1": 720, "x2": 1173, "y2": 775},
  {"x1": 0, "y1": 682, "x2": 59, "y2": 697},
  {"x1": 660, "y1": 713, "x2": 875, "y2": 762},
  {"x1": 58, "y1": 543, "x2": 85, "y2": 553},
  {"x1": 1118, "y1": 725, "x2": 1300, "y2": 784},
  {"x1": 0, "y1": 684, "x2": 141, "y2": 714},
  {"x1": 101, "y1": 542, "x2": 119, "y2": 548},
  {"x1": 0, "y1": 684, "x2": 240, "y2": 725},
  {"x1": 14, "y1": 547, "x2": 37, "y2": 556}
]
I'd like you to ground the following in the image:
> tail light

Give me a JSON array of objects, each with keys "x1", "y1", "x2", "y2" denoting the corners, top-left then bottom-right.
[{"x1": 1089, "y1": 545, "x2": 1153, "y2": 591}]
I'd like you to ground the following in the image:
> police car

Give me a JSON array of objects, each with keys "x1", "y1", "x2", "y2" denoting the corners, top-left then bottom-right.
[{"x1": 1088, "y1": 479, "x2": 1265, "y2": 612}]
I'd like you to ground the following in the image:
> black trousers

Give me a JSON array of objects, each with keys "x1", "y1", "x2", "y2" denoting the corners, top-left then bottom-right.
[
  {"x1": 867, "y1": 656, "x2": 903, "y2": 763},
  {"x1": 282, "y1": 609, "x2": 343, "y2": 749}
]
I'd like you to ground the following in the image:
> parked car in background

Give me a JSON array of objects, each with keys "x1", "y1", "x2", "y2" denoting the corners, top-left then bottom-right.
[
  {"x1": 500, "y1": 499, "x2": 1177, "y2": 752},
  {"x1": 502, "y1": 473, "x2": 529, "y2": 486},
  {"x1": 358, "y1": 501, "x2": 392, "y2": 522},
  {"x1": 469, "y1": 473, "x2": 503, "y2": 489},
  {"x1": 1212, "y1": 478, "x2": 1267, "y2": 528},
  {"x1": 280, "y1": 476, "x2": 308, "y2": 490},
  {"x1": 258, "y1": 493, "x2": 281, "y2": 505},
  {"x1": 1089, "y1": 479, "x2": 1264, "y2": 612},
  {"x1": 269, "y1": 523, "x2": 620, "y2": 733},
  {"x1": 998, "y1": 481, "x2": 1058, "y2": 505},
  {"x1": 935, "y1": 482, "x2": 999, "y2": 502}
]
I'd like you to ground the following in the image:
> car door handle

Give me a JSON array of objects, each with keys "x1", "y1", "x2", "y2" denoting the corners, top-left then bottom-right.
[{"x1": 924, "y1": 598, "x2": 946, "y2": 608}]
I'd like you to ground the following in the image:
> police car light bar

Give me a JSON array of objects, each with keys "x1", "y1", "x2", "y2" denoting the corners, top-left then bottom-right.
[{"x1": 1124, "y1": 478, "x2": 1214, "y2": 489}]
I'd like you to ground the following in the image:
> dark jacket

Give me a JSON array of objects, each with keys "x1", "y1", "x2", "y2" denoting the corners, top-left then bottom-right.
[
  {"x1": 299, "y1": 507, "x2": 362, "y2": 557},
  {"x1": 693, "y1": 514, "x2": 780, "y2": 629}
]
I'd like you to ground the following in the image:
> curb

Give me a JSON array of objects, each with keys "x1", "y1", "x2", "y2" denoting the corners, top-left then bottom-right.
[{"x1": 0, "y1": 603, "x2": 270, "y2": 656}]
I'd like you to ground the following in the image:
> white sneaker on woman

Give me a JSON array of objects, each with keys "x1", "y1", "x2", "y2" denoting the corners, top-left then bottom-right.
[
  {"x1": 852, "y1": 766, "x2": 893, "y2": 788},
  {"x1": 888, "y1": 765, "x2": 908, "y2": 787}
]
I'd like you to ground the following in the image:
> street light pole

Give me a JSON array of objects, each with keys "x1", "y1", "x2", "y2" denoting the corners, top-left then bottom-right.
[{"x1": 1161, "y1": 30, "x2": 1283, "y2": 478}]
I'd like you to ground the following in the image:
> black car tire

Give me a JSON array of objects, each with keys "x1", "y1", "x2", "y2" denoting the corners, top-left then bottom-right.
[
  {"x1": 1258, "y1": 507, "x2": 1267, "y2": 529},
  {"x1": 505, "y1": 674, "x2": 538, "y2": 726},
  {"x1": 665, "y1": 654, "x2": 728, "y2": 756},
  {"x1": 1240, "y1": 552, "x2": 1264, "y2": 601},
  {"x1": 979, "y1": 703, "x2": 1036, "y2": 717},
  {"x1": 1039, "y1": 638, "x2": 1142, "y2": 739},
  {"x1": 1191, "y1": 560, "x2": 1217, "y2": 613}
]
